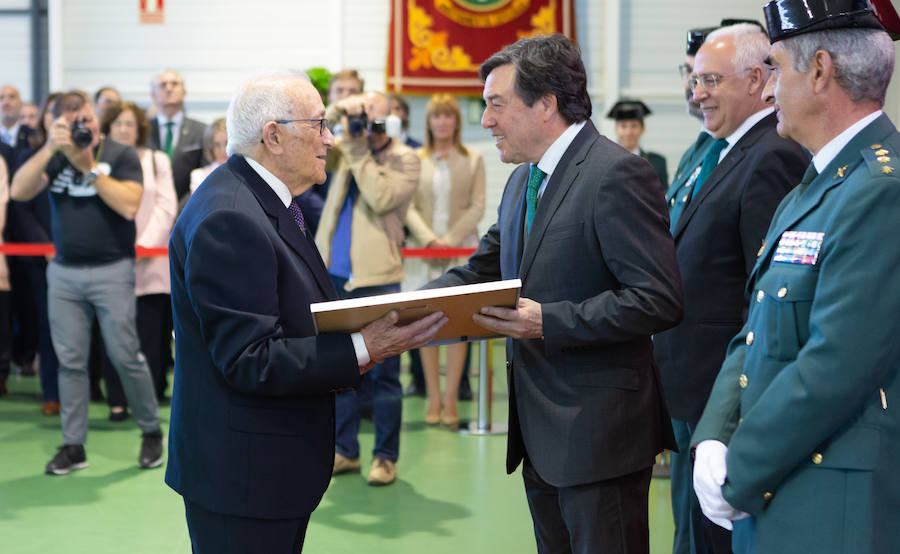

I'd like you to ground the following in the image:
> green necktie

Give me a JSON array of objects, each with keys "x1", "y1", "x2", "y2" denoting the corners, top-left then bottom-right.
[
  {"x1": 525, "y1": 164, "x2": 546, "y2": 234},
  {"x1": 690, "y1": 137, "x2": 729, "y2": 201},
  {"x1": 163, "y1": 121, "x2": 175, "y2": 160},
  {"x1": 798, "y1": 164, "x2": 818, "y2": 192}
]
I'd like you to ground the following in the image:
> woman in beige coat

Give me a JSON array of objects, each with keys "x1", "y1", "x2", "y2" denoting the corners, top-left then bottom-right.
[{"x1": 405, "y1": 94, "x2": 485, "y2": 427}]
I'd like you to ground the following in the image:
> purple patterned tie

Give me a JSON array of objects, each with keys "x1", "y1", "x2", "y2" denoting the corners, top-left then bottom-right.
[{"x1": 288, "y1": 200, "x2": 306, "y2": 233}]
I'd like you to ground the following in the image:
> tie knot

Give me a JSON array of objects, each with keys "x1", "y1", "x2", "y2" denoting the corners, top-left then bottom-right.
[
  {"x1": 165, "y1": 121, "x2": 174, "y2": 128},
  {"x1": 528, "y1": 165, "x2": 546, "y2": 188}
]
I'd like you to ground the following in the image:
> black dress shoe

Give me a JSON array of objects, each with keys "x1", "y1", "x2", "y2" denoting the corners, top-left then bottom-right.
[
  {"x1": 458, "y1": 377, "x2": 473, "y2": 401},
  {"x1": 109, "y1": 408, "x2": 129, "y2": 422}
]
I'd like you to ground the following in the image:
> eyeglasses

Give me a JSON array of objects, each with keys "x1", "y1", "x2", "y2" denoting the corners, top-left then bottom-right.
[
  {"x1": 274, "y1": 118, "x2": 328, "y2": 136},
  {"x1": 678, "y1": 63, "x2": 693, "y2": 79},
  {"x1": 688, "y1": 69, "x2": 752, "y2": 92}
]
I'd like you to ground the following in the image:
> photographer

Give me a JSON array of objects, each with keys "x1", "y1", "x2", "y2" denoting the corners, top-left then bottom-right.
[
  {"x1": 11, "y1": 91, "x2": 163, "y2": 475},
  {"x1": 315, "y1": 91, "x2": 419, "y2": 486}
]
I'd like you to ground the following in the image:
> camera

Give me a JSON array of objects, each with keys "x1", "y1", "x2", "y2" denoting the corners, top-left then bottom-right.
[
  {"x1": 70, "y1": 118, "x2": 93, "y2": 148},
  {"x1": 346, "y1": 110, "x2": 368, "y2": 137}
]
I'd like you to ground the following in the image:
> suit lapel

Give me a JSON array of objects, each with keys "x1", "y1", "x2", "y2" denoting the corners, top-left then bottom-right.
[
  {"x1": 149, "y1": 118, "x2": 161, "y2": 150},
  {"x1": 229, "y1": 156, "x2": 336, "y2": 299},
  {"x1": 749, "y1": 114, "x2": 896, "y2": 284},
  {"x1": 518, "y1": 122, "x2": 597, "y2": 280}
]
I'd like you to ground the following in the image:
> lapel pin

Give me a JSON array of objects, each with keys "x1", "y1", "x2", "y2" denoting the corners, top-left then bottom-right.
[
  {"x1": 836, "y1": 166, "x2": 847, "y2": 178},
  {"x1": 757, "y1": 240, "x2": 766, "y2": 258}
]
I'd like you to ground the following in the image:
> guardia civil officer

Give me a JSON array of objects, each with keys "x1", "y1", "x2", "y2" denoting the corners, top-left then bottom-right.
[{"x1": 692, "y1": 2, "x2": 900, "y2": 552}]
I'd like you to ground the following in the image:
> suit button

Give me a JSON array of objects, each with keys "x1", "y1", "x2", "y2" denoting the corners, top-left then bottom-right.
[
  {"x1": 756, "y1": 290, "x2": 765, "y2": 303},
  {"x1": 739, "y1": 374, "x2": 749, "y2": 388},
  {"x1": 746, "y1": 332, "x2": 755, "y2": 346},
  {"x1": 777, "y1": 287, "x2": 788, "y2": 298},
  {"x1": 506, "y1": 361, "x2": 511, "y2": 370},
  {"x1": 812, "y1": 452, "x2": 823, "y2": 464},
  {"x1": 737, "y1": 417, "x2": 743, "y2": 425},
  {"x1": 670, "y1": 197, "x2": 676, "y2": 207},
  {"x1": 763, "y1": 492, "x2": 774, "y2": 501}
]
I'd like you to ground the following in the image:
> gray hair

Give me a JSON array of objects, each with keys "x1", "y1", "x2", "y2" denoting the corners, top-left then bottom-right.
[
  {"x1": 226, "y1": 72, "x2": 310, "y2": 156},
  {"x1": 150, "y1": 68, "x2": 184, "y2": 92},
  {"x1": 706, "y1": 23, "x2": 770, "y2": 72},
  {"x1": 783, "y1": 28, "x2": 894, "y2": 105}
]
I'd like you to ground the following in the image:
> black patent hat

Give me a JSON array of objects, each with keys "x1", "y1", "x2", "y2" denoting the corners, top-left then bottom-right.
[
  {"x1": 687, "y1": 26, "x2": 717, "y2": 55},
  {"x1": 763, "y1": 0, "x2": 885, "y2": 43},
  {"x1": 606, "y1": 100, "x2": 652, "y2": 121}
]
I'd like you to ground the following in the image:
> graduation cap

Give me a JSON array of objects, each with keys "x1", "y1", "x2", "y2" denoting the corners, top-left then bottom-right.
[
  {"x1": 763, "y1": 0, "x2": 885, "y2": 43},
  {"x1": 606, "y1": 100, "x2": 652, "y2": 122}
]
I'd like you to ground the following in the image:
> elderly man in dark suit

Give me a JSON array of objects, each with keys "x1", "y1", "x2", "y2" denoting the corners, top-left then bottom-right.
[
  {"x1": 146, "y1": 69, "x2": 207, "y2": 201},
  {"x1": 166, "y1": 72, "x2": 446, "y2": 554},
  {"x1": 654, "y1": 22, "x2": 809, "y2": 554},
  {"x1": 427, "y1": 34, "x2": 683, "y2": 553},
  {"x1": 692, "y1": 1, "x2": 900, "y2": 553}
]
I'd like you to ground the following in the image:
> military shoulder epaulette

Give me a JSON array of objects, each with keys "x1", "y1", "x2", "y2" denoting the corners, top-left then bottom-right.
[{"x1": 861, "y1": 143, "x2": 899, "y2": 177}]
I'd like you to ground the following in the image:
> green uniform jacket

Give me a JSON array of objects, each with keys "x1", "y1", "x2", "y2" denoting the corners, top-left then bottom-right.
[
  {"x1": 666, "y1": 131, "x2": 713, "y2": 211},
  {"x1": 693, "y1": 114, "x2": 900, "y2": 554}
]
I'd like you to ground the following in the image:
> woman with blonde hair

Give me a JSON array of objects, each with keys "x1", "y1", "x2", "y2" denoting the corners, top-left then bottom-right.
[{"x1": 405, "y1": 94, "x2": 485, "y2": 428}]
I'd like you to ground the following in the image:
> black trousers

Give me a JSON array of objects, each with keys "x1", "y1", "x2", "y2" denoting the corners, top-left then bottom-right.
[
  {"x1": 103, "y1": 293, "x2": 172, "y2": 406},
  {"x1": 523, "y1": 458, "x2": 653, "y2": 554},
  {"x1": 184, "y1": 499, "x2": 310, "y2": 554}
]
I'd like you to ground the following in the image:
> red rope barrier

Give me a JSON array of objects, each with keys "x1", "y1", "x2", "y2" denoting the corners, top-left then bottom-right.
[{"x1": 0, "y1": 243, "x2": 476, "y2": 259}]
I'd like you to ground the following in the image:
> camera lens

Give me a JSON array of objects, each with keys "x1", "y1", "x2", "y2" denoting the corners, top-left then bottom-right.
[{"x1": 71, "y1": 120, "x2": 93, "y2": 148}]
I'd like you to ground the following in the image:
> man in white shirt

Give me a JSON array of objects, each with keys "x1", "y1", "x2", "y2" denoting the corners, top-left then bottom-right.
[
  {"x1": 146, "y1": 69, "x2": 207, "y2": 200},
  {"x1": 654, "y1": 22, "x2": 809, "y2": 554},
  {"x1": 691, "y1": 2, "x2": 900, "y2": 553}
]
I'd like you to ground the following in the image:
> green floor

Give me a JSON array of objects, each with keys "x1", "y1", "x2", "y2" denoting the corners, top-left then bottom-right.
[{"x1": 0, "y1": 349, "x2": 674, "y2": 554}]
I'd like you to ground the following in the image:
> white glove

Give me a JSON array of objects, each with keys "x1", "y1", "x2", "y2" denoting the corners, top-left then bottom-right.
[{"x1": 693, "y1": 439, "x2": 750, "y2": 530}]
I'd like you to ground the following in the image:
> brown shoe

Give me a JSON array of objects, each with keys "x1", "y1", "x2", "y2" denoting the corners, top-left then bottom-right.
[
  {"x1": 332, "y1": 452, "x2": 361, "y2": 475},
  {"x1": 42, "y1": 401, "x2": 61, "y2": 416},
  {"x1": 367, "y1": 456, "x2": 396, "y2": 486}
]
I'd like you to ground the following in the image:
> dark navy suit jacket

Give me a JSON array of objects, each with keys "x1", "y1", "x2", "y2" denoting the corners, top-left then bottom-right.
[{"x1": 166, "y1": 155, "x2": 361, "y2": 519}]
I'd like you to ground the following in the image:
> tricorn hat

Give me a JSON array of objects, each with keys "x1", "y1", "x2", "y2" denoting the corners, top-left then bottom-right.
[
  {"x1": 686, "y1": 26, "x2": 717, "y2": 56},
  {"x1": 763, "y1": 0, "x2": 885, "y2": 43},
  {"x1": 606, "y1": 100, "x2": 652, "y2": 121}
]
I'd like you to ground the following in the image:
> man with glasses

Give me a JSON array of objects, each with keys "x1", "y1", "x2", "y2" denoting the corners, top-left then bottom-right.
[
  {"x1": 166, "y1": 73, "x2": 445, "y2": 553},
  {"x1": 315, "y1": 90, "x2": 420, "y2": 487},
  {"x1": 654, "y1": 22, "x2": 808, "y2": 554}
]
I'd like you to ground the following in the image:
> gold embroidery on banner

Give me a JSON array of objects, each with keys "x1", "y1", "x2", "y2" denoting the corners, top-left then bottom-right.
[
  {"x1": 517, "y1": 2, "x2": 556, "y2": 38},
  {"x1": 434, "y1": 0, "x2": 530, "y2": 28},
  {"x1": 409, "y1": 0, "x2": 481, "y2": 72}
]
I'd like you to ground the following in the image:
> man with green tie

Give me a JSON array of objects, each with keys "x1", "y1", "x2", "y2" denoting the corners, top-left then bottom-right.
[
  {"x1": 654, "y1": 21, "x2": 808, "y2": 554},
  {"x1": 692, "y1": 1, "x2": 900, "y2": 553},
  {"x1": 146, "y1": 69, "x2": 207, "y2": 202}
]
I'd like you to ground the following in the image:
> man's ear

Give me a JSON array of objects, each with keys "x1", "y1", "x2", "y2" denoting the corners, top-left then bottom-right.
[
  {"x1": 260, "y1": 121, "x2": 282, "y2": 153},
  {"x1": 810, "y1": 49, "x2": 834, "y2": 95},
  {"x1": 746, "y1": 65, "x2": 766, "y2": 96},
  {"x1": 538, "y1": 93, "x2": 559, "y2": 122}
]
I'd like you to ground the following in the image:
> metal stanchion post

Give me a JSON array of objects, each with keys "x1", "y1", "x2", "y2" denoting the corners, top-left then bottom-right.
[{"x1": 458, "y1": 339, "x2": 507, "y2": 435}]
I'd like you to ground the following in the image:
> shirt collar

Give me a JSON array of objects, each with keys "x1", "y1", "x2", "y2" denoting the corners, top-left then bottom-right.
[
  {"x1": 244, "y1": 155, "x2": 293, "y2": 208},
  {"x1": 719, "y1": 107, "x2": 774, "y2": 160},
  {"x1": 812, "y1": 110, "x2": 883, "y2": 173},
  {"x1": 2, "y1": 122, "x2": 19, "y2": 140},
  {"x1": 536, "y1": 120, "x2": 587, "y2": 177},
  {"x1": 158, "y1": 111, "x2": 184, "y2": 127}
]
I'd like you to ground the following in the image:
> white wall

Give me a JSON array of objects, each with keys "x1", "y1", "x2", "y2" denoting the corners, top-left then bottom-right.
[{"x1": 48, "y1": 0, "x2": 899, "y2": 234}]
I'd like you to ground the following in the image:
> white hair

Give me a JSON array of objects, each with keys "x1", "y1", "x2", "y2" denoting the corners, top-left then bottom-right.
[
  {"x1": 226, "y1": 72, "x2": 311, "y2": 156},
  {"x1": 783, "y1": 28, "x2": 895, "y2": 106},
  {"x1": 706, "y1": 23, "x2": 770, "y2": 72}
]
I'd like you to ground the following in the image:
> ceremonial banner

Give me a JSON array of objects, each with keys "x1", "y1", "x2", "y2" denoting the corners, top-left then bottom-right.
[{"x1": 387, "y1": 0, "x2": 575, "y2": 96}]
